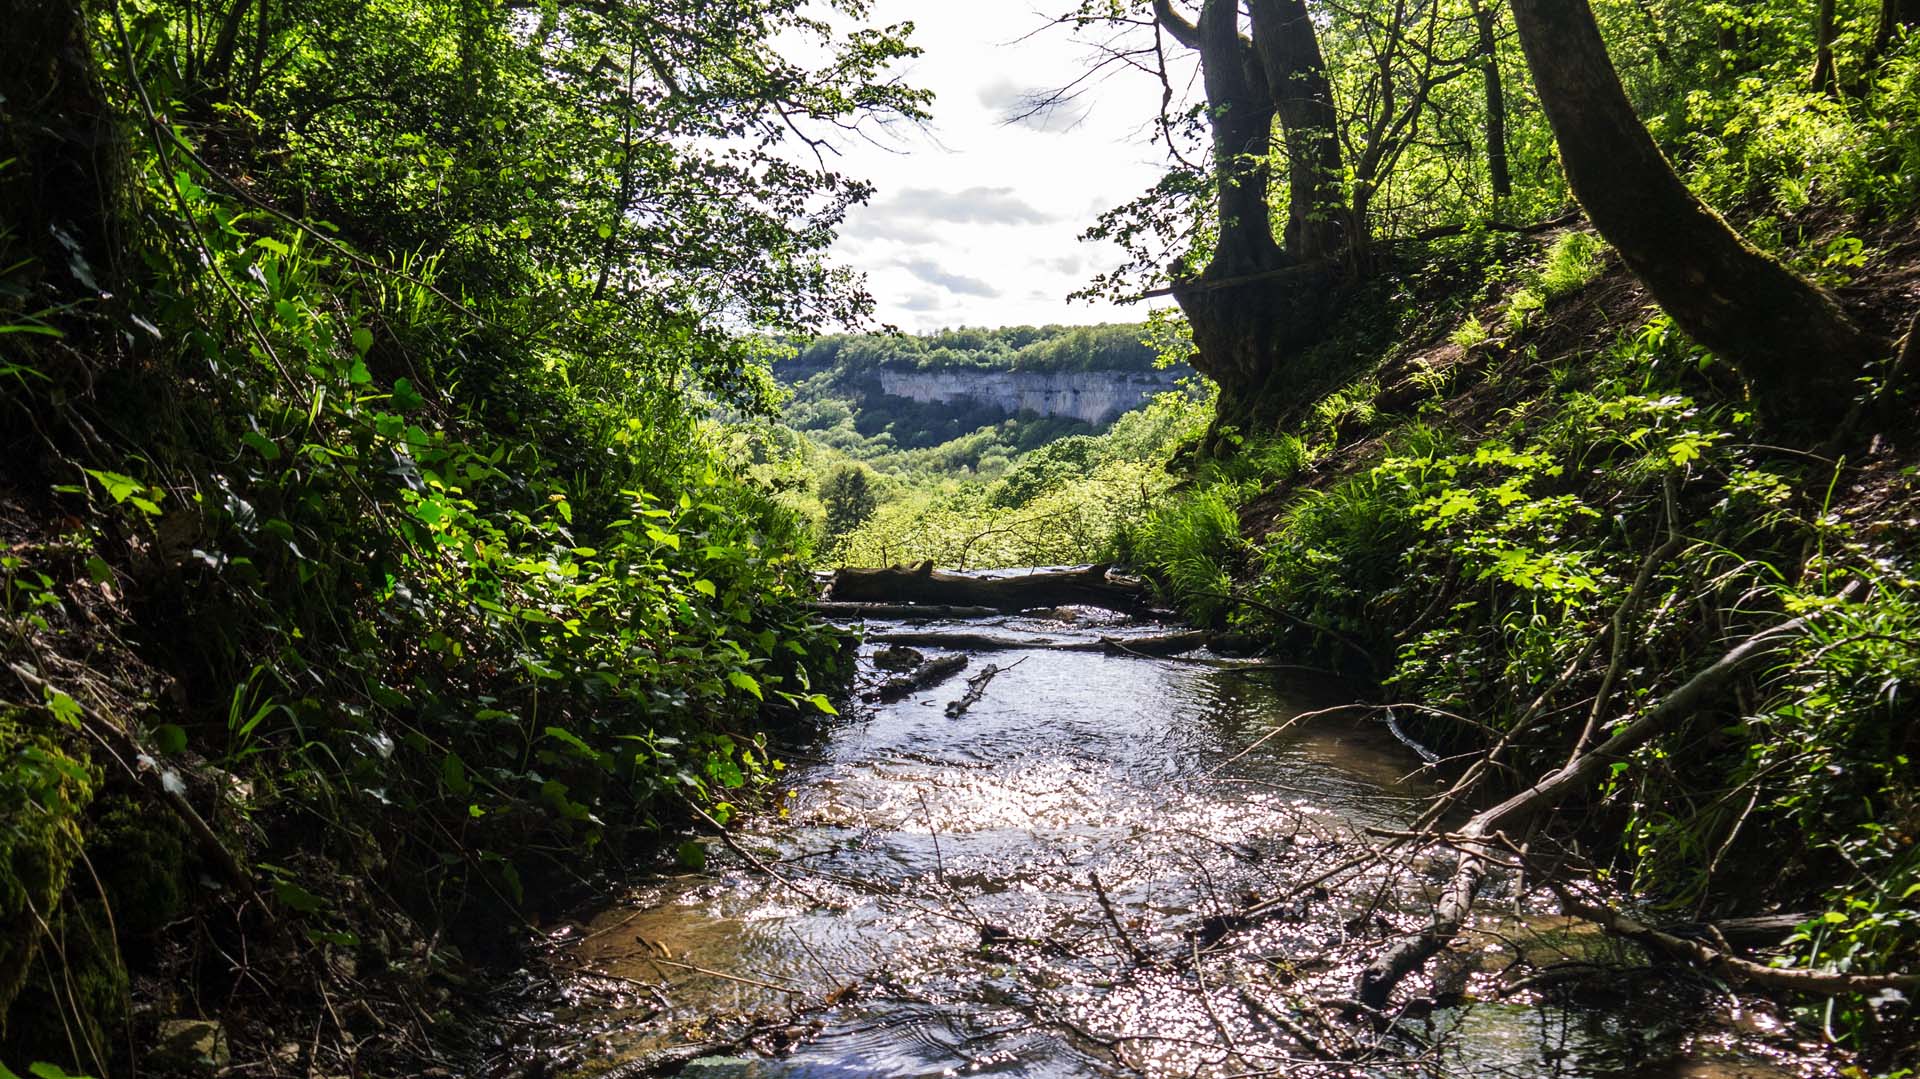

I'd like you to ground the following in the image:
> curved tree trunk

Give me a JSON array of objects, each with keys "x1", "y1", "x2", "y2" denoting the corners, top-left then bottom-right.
[
  {"x1": 1506, "y1": 0, "x2": 1883, "y2": 426},
  {"x1": 1156, "y1": 0, "x2": 1283, "y2": 279}
]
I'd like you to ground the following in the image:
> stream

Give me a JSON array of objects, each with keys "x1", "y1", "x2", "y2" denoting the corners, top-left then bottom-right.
[{"x1": 510, "y1": 599, "x2": 1829, "y2": 1078}]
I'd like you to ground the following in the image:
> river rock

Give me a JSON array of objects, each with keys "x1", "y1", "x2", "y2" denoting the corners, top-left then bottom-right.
[{"x1": 152, "y1": 1018, "x2": 230, "y2": 1071}]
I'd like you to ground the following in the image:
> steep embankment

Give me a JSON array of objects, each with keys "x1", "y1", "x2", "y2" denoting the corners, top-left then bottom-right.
[{"x1": 1130, "y1": 221, "x2": 1920, "y2": 1065}]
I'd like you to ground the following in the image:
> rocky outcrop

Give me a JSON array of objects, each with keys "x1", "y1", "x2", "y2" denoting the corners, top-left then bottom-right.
[{"x1": 872, "y1": 368, "x2": 1185, "y2": 424}]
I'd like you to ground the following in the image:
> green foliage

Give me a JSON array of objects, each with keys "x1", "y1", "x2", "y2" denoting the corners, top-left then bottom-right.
[
  {"x1": 1169, "y1": 286, "x2": 1919, "y2": 1057},
  {"x1": 831, "y1": 388, "x2": 1212, "y2": 569},
  {"x1": 1130, "y1": 490, "x2": 1243, "y2": 625},
  {"x1": 0, "y1": 0, "x2": 923, "y2": 1063},
  {"x1": 820, "y1": 465, "x2": 878, "y2": 538}
]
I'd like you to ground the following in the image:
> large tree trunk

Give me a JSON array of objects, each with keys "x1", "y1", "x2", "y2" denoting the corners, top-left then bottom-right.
[
  {"x1": 1156, "y1": 0, "x2": 1284, "y2": 278},
  {"x1": 1472, "y1": 0, "x2": 1512, "y2": 200},
  {"x1": 1153, "y1": 0, "x2": 1349, "y2": 429},
  {"x1": 1173, "y1": 264, "x2": 1341, "y2": 424},
  {"x1": 1506, "y1": 0, "x2": 1884, "y2": 425},
  {"x1": 1, "y1": 0, "x2": 123, "y2": 305}
]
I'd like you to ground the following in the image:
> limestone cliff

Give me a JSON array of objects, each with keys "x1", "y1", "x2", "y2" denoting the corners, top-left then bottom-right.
[{"x1": 871, "y1": 367, "x2": 1185, "y2": 424}]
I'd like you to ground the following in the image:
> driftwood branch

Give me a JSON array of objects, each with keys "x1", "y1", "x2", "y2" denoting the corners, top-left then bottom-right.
[
  {"x1": 945, "y1": 659, "x2": 1022, "y2": 718},
  {"x1": 1357, "y1": 610, "x2": 1820, "y2": 1008}
]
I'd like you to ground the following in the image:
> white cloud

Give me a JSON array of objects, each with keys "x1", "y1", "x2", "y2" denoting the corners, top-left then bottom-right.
[
  {"x1": 815, "y1": 1, "x2": 1184, "y2": 331},
  {"x1": 900, "y1": 257, "x2": 1002, "y2": 298},
  {"x1": 875, "y1": 186, "x2": 1056, "y2": 226}
]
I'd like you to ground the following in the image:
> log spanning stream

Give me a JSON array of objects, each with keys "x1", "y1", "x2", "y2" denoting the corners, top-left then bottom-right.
[{"x1": 508, "y1": 579, "x2": 1825, "y2": 1078}]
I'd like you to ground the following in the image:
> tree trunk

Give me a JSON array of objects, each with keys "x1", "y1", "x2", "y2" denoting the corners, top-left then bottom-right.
[
  {"x1": 1813, "y1": 0, "x2": 1840, "y2": 95},
  {"x1": 1156, "y1": 0, "x2": 1284, "y2": 278},
  {"x1": 1471, "y1": 0, "x2": 1512, "y2": 200},
  {"x1": 1246, "y1": 0, "x2": 1349, "y2": 261},
  {"x1": 1506, "y1": 0, "x2": 1883, "y2": 426},
  {"x1": 0, "y1": 0, "x2": 122, "y2": 307},
  {"x1": 1152, "y1": 0, "x2": 1349, "y2": 427},
  {"x1": 1873, "y1": 0, "x2": 1920, "y2": 59},
  {"x1": 1174, "y1": 263, "x2": 1341, "y2": 425}
]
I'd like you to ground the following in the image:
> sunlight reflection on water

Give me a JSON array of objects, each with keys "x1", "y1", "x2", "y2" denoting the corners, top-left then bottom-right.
[{"x1": 544, "y1": 610, "x2": 1816, "y2": 1079}]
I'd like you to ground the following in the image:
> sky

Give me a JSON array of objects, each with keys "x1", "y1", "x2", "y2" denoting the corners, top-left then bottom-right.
[{"x1": 817, "y1": 2, "x2": 1181, "y2": 332}]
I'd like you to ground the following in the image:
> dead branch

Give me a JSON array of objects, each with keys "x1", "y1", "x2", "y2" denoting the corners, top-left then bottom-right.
[
  {"x1": 945, "y1": 659, "x2": 1024, "y2": 718},
  {"x1": 1553, "y1": 886, "x2": 1919, "y2": 996},
  {"x1": 1356, "y1": 608, "x2": 1822, "y2": 1009},
  {"x1": 1091, "y1": 871, "x2": 1149, "y2": 965}
]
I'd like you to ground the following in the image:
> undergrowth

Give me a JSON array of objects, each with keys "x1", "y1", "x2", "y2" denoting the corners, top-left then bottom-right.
[{"x1": 1128, "y1": 226, "x2": 1920, "y2": 1065}]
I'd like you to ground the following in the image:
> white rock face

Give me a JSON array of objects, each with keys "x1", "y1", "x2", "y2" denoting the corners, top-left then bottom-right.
[{"x1": 874, "y1": 368, "x2": 1185, "y2": 424}]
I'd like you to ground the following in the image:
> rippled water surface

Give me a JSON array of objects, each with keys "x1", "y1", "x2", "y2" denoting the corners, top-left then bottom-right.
[{"x1": 522, "y1": 605, "x2": 1823, "y2": 1079}]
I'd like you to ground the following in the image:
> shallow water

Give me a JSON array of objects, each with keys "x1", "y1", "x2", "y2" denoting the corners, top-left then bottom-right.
[{"x1": 523, "y1": 604, "x2": 1826, "y2": 1079}]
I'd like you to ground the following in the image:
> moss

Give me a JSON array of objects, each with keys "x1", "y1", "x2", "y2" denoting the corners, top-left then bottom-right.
[
  {"x1": 3, "y1": 899, "x2": 129, "y2": 1075},
  {"x1": 0, "y1": 707, "x2": 97, "y2": 1036},
  {"x1": 84, "y1": 795, "x2": 190, "y2": 943}
]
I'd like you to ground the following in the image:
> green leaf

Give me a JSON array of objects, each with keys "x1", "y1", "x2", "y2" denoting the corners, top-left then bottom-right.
[
  {"x1": 274, "y1": 880, "x2": 326, "y2": 913},
  {"x1": 727, "y1": 671, "x2": 763, "y2": 700},
  {"x1": 152, "y1": 724, "x2": 188, "y2": 755},
  {"x1": 84, "y1": 468, "x2": 143, "y2": 504},
  {"x1": 391, "y1": 377, "x2": 425, "y2": 411},
  {"x1": 351, "y1": 327, "x2": 374, "y2": 355},
  {"x1": 241, "y1": 430, "x2": 281, "y2": 461},
  {"x1": 43, "y1": 688, "x2": 83, "y2": 729},
  {"x1": 441, "y1": 752, "x2": 472, "y2": 795},
  {"x1": 805, "y1": 694, "x2": 839, "y2": 716},
  {"x1": 692, "y1": 579, "x2": 717, "y2": 598},
  {"x1": 544, "y1": 726, "x2": 598, "y2": 758},
  {"x1": 675, "y1": 840, "x2": 707, "y2": 870}
]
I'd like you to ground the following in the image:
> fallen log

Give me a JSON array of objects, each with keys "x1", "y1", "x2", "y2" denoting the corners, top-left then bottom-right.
[
  {"x1": 867, "y1": 630, "x2": 1209, "y2": 655},
  {"x1": 868, "y1": 653, "x2": 968, "y2": 703},
  {"x1": 808, "y1": 601, "x2": 1001, "y2": 620},
  {"x1": 827, "y1": 562, "x2": 1146, "y2": 613},
  {"x1": 1356, "y1": 610, "x2": 1822, "y2": 1010},
  {"x1": 1096, "y1": 630, "x2": 1212, "y2": 656}
]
